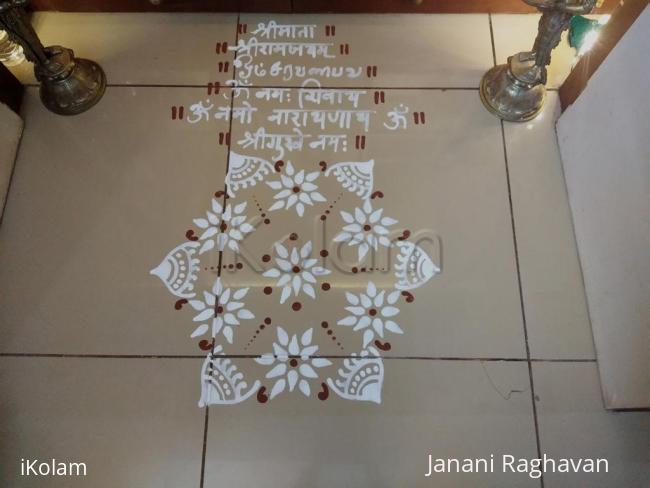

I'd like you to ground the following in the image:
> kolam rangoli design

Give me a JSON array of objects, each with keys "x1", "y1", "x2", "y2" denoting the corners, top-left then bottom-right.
[{"x1": 151, "y1": 20, "x2": 440, "y2": 406}]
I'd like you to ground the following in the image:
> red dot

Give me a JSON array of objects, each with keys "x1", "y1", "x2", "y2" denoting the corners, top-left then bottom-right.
[
  {"x1": 352, "y1": 267, "x2": 358, "y2": 273},
  {"x1": 321, "y1": 283, "x2": 331, "y2": 291},
  {"x1": 260, "y1": 324, "x2": 265, "y2": 329},
  {"x1": 320, "y1": 215, "x2": 327, "y2": 221},
  {"x1": 264, "y1": 218, "x2": 270, "y2": 224},
  {"x1": 289, "y1": 232, "x2": 298, "y2": 240},
  {"x1": 236, "y1": 263, "x2": 243, "y2": 269},
  {"x1": 291, "y1": 302, "x2": 302, "y2": 311},
  {"x1": 321, "y1": 321, "x2": 328, "y2": 328},
  {"x1": 264, "y1": 317, "x2": 272, "y2": 325},
  {"x1": 320, "y1": 250, "x2": 329, "y2": 257},
  {"x1": 263, "y1": 286, "x2": 272, "y2": 295},
  {"x1": 262, "y1": 254, "x2": 271, "y2": 262},
  {"x1": 327, "y1": 330, "x2": 333, "y2": 335}
]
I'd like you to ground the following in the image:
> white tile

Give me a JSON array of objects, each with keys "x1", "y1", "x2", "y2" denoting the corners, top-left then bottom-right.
[
  {"x1": 205, "y1": 359, "x2": 539, "y2": 487},
  {"x1": 0, "y1": 357, "x2": 204, "y2": 488},
  {"x1": 0, "y1": 87, "x2": 230, "y2": 355},
  {"x1": 10, "y1": 12, "x2": 238, "y2": 85},
  {"x1": 504, "y1": 93, "x2": 594, "y2": 360},
  {"x1": 533, "y1": 362, "x2": 650, "y2": 487},
  {"x1": 234, "y1": 14, "x2": 493, "y2": 87},
  {"x1": 491, "y1": 14, "x2": 579, "y2": 89},
  {"x1": 0, "y1": 103, "x2": 23, "y2": 221}
]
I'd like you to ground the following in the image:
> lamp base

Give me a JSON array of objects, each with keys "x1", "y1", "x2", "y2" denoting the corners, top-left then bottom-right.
[
  {"x1": 36, "y1": 46, "x2": 106, "y2": 116},
  {"x1": 479, "y1": 52, "x2": 546, "y2": 123}
]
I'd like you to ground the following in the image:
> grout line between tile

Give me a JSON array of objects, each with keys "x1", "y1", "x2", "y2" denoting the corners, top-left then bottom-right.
[
  {"x1": 199, "y1": 13, "x2": 241, "y2": 488},
  {"x1": 488, "y1": 13, "x2": 497, "y2": 67},
  {"x1": 499, "y1": 119, "x2": 544, "y2": 488},
  {"x1": 0, "y1": 352, "x2": 597, "y2": 362}
]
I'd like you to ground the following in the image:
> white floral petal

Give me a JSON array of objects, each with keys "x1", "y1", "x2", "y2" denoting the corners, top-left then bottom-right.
[
  {"x1": 345, "y1": 292, "x2": 360, "y2": 305},
  {"x1": 270, "y1": 378, "x2": 286, "y2": 399},
  {"x1": 311, "y1": 358, "x2": 332, "y2": 368},
  {"x1": 277, "y1": 326, "x2": 289, "y2": 345},
  {"x1": 362, "y1": 329, "x2": 374, "y2": 348},
  {"x1": 387, "y1": 290, "x2": 401, "y2": 304},
  {"x1": 302, "y1": 283, "x2": 315, "y2": 299},
  {"x1": 301, "y1": 345, "x2": 318, "y2": 356},
  {"x1": 385, "y1": 320, "x2": 404, "y2": 334},
  {"x1": 355, "y1": 207, "x2": 367, "y2": 224},
  {"x1": 266, "y1": 180, "x2": 283, "y2": 190},
  {"x1": 280, "y1": 286, "x2": 292, "y2": 304},
  {"x1": 255, "y1": 353, "x2": 275, "y2": 365},
  {"x1": 381, "y1": 306, "x2": 400, "y2": 318},
  {"x1": 299, "y1": 364, "x2": 318, "y2": 379},
  {"x1": 237, "y1": 309, "x2": 254, "y2": 320},
  {"x1": 276, "y1": 258, "x2": 292, "y2": 272},
  {"x1": 277, "y1": 274, "x2": 291, "y2": 287},
  {"x1": 268, "y1": 200, "x2": 285, "y2": 212},
  {"x1": 354, "y1": 315, "x2": 372, "y2": 331},
  {"x1": 193, "y1": 218, "x2": 209, "y2": 229},
  {"x1": 263, "y1": 268, "x2": 281, "y2": 278},
  {"x1": 287, "y1": 370, "x2": 299, "y2": 391},
  {"x1": 310, "y1": 192, "x2": 326, "y2": 202},
  {"x1": 190, "y1": 323, "x2": 209, "y2": 338},
  {"x1": 199, "y1": 239, "x2": 215, "y2": 254},
  {"x1": 380, "y1": 216, "x2": 398, "y2": 226},
  {"x1": 267, "y1": 363, "x2": 287, "y2": 378},
  {"x1": 189, "y1": 300, "x2": 206, "y2": 311},
  {"x1": 340, "y1": 211, "x2": 354, "y2": 224},
  {"x1": 286, "y1": 194, "x2": 298, "y2": 209},
  {"x1": 372, "y1": 318, "x2": 384, "y2": 337},
  {"x1": 301, "y1": 328, "x2": 313, "y2": 346},
  {"x1": 346, "y1": 306, "x2": 366, "y2": 316},
  {"x1": 224, "y1": 313, "x2": 240, "y2": 325},
  {"x1": 233, "y1": 288, "x2": 249, "y2": 300},
  {"x1": 223, "y1": 325, "x2": 234, "y2": 343},
  {"x1": 193, "y1": 309, "x2": 214, "y2": 322},
  {"x1": 296, "y1": 202, "x2": 305, "y2": 217},
  {"x1": 275, "y1": 242, "x2": 289, "y2": 258},
  {"x1": 338, "y1": 315, "x2": 357, "y2": 326},
  {"x1": 298, "y1": 379, "x2": 311, "y2": 397},
  {"x1": 311, "y1": 267, "x2": 330, "y2": 276},
  {"x1": 288, "y1": 335, "x2": 300, "y2": 355},
  {"x1": 333, "y1": 232, "x2": 352, "y2": 243}
]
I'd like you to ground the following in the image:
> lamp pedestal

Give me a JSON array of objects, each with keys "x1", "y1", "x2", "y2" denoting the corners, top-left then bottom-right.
[
  {"x1": 479, "y1": 0, "x2": 597, "y2": 122},
  {"x1": 0, "y1": 0, "x2": 105, "y2": 115}
]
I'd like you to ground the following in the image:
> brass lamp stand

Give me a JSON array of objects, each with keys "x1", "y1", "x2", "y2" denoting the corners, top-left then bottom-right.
[
  {"x1": 479, "y1": 0, "x2": 597, "y2": 122},
  {"x1": 0, "y1": 0, "x2": 105, "y2": 115}
]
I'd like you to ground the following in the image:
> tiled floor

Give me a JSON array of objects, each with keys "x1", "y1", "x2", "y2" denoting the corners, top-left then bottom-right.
[{"x1": 1, "y1": 12, "x2": 648, "y2": 488}]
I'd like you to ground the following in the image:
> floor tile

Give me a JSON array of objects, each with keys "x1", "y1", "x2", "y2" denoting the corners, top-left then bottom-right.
[
  {"x1": 0, "y1": 87, "x2": 230, "y2": 355},
  {"x1": 0, "y1": 357, "x2": 204, "y2": 488},
  {"x1": 233, "y1": 14, "x2": 493, "y2": 87},
  {"x1": 198, "y1": 87, "x2": 526, "y2": 358},
  {"x1": 504, "y1": 94, "x2": 594, "y2": 360},
  {"x1": 10, "y1": 12, "x2": 238, "y2": 85},
  {"x1": 204, "y1": 359, "x2": 539, "y2": 487},
  {"x1": 533, "y1": 362, "x2": 650, "y2": 488},
  {"x1": 491, "y1": 14, "x2": 579, "y2": 89}
]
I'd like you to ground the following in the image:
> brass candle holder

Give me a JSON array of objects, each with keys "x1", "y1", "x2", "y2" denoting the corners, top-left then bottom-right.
[
  {"x1": 480, "y1": 0, "x2": 597, "y2": 122},
  {"x1": 0, "y1": 0, "x2": 106, "y2": 115}
]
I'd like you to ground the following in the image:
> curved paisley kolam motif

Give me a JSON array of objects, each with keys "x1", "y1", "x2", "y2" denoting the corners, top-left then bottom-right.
[
  {"x1": 199, "y1": 346, "x2": 261, "y2": 407},
  {"x1": 327, "y1": 347, "x2": 384, "y2": 404},
  {"x1": 226, "y1": 152, "x2": 274, "y2": 197},
  {"x1": 325, "y1": 159, "x2": 374, "y2": 200},
  {"x1": 394, "y1": 241, "x2": 440, "y2": 290},
  {"x1": 150, "y1": 241, "x2": 200, "y2": 298}
]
